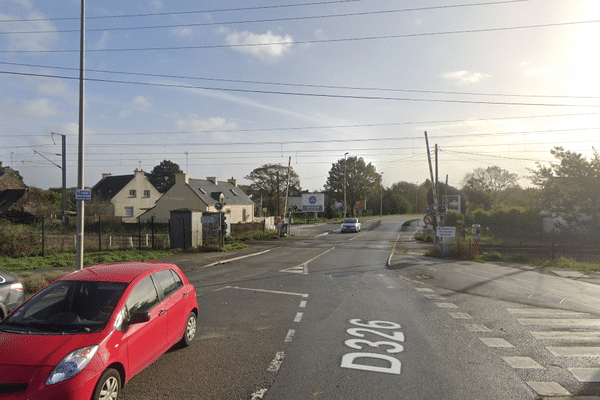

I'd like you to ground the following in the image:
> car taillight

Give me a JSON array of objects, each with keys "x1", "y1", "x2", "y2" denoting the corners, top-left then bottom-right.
[{"x1": 10, "y1": 282, "x2": 23, "y2": 291}]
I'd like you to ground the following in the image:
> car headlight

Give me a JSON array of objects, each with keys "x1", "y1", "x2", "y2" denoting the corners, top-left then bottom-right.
[{"x1": 46, "y1": 345, "x2": 99, "y2": 385}]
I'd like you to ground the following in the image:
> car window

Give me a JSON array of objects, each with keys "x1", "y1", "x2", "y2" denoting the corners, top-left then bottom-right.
[
  {"x1": 126, "y1": 276, "x2": 159, "y2": 315},
  {"x1": 153, "y1": 269, "x2": 181, "y2": 299}
]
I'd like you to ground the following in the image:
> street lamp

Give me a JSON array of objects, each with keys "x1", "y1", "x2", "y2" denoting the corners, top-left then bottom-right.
[{"x1": 344, "y1": 152, "x2": 349, "y2": 218}]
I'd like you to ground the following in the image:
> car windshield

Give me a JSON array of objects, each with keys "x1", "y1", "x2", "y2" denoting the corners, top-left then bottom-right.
[
  {"x1": 343, "y1": 219, "x2": 358, "y2": 223},
  {"x1": 0, "y1": 280, "x2": 127, "y2": 334}
]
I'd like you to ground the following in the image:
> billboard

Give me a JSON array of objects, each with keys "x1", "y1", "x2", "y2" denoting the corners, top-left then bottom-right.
[{"x1": 301, "y1": 193, "x2": 325, "y2": 212}]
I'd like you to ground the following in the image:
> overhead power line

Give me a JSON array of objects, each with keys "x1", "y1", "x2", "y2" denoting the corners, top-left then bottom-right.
[
  {"x1": 0, "y1": 0, "x2": 530, "y2": 23},
  {"x1": 1, "y1": 19, "x2": 597, "y2": 54},
  {"x1": 0, "y1": 69, "x2": 598, "y2": 107},
  {"x1": 1, "y1": 61, "x2": 598, "y2": 100}
]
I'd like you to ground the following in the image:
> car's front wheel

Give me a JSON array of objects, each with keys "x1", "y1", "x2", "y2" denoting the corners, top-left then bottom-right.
[
  {"x1": 181, "y1": 312, "x2": 197, "y2": 346},
  {"x1": 92, "y1": 368, "x2": 121, "y2": 400}
]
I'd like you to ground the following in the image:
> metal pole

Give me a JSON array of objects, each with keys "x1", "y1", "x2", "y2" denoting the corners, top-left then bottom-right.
[
  {"x1": 380, "y1": 173, "x2": 383, "y2": 217},
  {"x1": 76, "y1": 0, "x2": 85, "y2": 269}
]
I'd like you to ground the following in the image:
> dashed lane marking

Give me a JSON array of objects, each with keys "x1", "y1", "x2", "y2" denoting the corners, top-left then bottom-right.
[
  {"x1": 463, "y1": 324, "x2": 492, "y2": 332},
  {"x1": 434, "y1": 302, "x2": 459, "y2": 309}
]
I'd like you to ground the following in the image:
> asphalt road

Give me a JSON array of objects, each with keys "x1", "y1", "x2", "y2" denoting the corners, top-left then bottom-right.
[{"x1": 118, "y1": 217, "x2": 600, "y2": 399}]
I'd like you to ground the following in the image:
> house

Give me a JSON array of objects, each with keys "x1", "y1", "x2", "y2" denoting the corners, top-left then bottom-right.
[
  {"x1": 0, "y1": 172, "x2": 58, "y2": 220},
  {"x1": 88, "y1": 169, "x2": 161, "y2": 223},
  {"x1": 139, "y1": 174, "x2": 254, "y2": 224}
]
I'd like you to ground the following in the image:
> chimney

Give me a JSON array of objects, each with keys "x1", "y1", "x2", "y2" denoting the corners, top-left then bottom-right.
[
  {"x1": 207, "y1": 177, "x2": 218, "y2": 185},
  {"x1": 101, "y1": 173, "x2": 112, "y2": 179},
  {"x1": 175, "y1": 173, "x2": 189, "y2": 185},
  {"x1": 228, "y1": 177, "x2": 238, "y2": 187}
]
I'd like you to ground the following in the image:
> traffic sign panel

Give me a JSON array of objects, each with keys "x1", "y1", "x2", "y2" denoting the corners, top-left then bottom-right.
[
  {"x1": 423, "y1": 215, "x2": 434, "y2": 225},
  {"x1": 436, "y1": 226, "x2": 456, "y2": 238},
  {"x1": 75, "y1": 189, "x2": 91, "y2": 201}
]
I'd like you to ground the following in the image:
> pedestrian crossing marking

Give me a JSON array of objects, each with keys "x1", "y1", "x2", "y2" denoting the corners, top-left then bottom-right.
[
  {"x1": 547, "y1": 347, "x2": 600, "y2": 357},
  {"x1": 517, "y1": 318, "x2": 600, "y2": 327},
  {"x1": 447, "y1": 312, "x2": 472, "y2": 319},
  {"x1": 434, "y1": 302, "x2": 458, "y2": 309},
  {"x1": 506, "y1": 308, "x2": 590, "y2": 318},
  {"x1": 479, "y1": 337, "x2": 514, "y2": 348},
  {"x1": 568, "y1": 368, "x2": 600, "y2": 382},
  {"x1": 463, "y1": 324, "x2": 492, "y2": 332},
  {"x1": 526, "y1": 381, "x2": 571, "y2": 397},
  {"x1": 502, "y1": 357, "x2": 544, "y2": 369},
  {"x1": 531, "y1": 331, "x2": 600, "y2": 341}
]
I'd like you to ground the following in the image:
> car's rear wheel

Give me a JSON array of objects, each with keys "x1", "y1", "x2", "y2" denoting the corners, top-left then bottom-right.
[
  {"x1": 92, "y1": 368, "x2": 121, "y2": 400},
  {"x1": 181, "y1": 312, "x2": 197, "y2": 346}
]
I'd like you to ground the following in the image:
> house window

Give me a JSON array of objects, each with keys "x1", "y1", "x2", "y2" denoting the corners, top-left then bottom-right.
[
  {"x1": 129, "y1": 190, "x2": 136, "y2": 197},
  {"x1": 143, "y1": 190, "x2": 150, "y2": 197},
  {"x1": 124, "y1": 207, "x2": 134, "y2": 217}
]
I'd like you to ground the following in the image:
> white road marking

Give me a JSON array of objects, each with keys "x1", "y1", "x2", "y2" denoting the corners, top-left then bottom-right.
[
  {"x1": 502, "y1": 357, "x2": 544, "y2": 369},
  {"x1": 531, "y1": 331, "x2": 600, "y2": 341},
  {"x1": 547, "y1": 347, "x2": 600, "y2": 357},
  {"x1": 282, "y1": 247, "x2": 335, "y2": 274},
  {"x1": 447, "y1": 312, "x2": 472, "y2": 319},
  {"x1": 267, "y1": 351, "x2": 285, "y2": 372},
  {"x1": 463, "y1": 324, "x2": 492, "y2": 332},
  {"x1": 284, "y1": 329, "x2": 295, "y2": 343},
  {"x1": 506, "y1": 308, "x2": 590, "y2": 318},
  {"x1": 294, "y1": 312, "x2": 304, "y2": 323},
  {"x1": 568, "y1": 368, "x2": 600, "y2": 382},
  {"x1": 416, "y1": 288, "x2": 435, "y2": 292},
  {"x1": 517, "y1": 318, "x2": 600, "y2": 327},
  {"x1": 299, "y1": 300, "x2": 307, "y2": 308},
  {"x1": 479, "y1": 338, "x2": 514, "y2": 348},
  {"x1": 526, "y1": 381, "x2": 571, "y2": 396},
  {"x1": 250, "y1": 388, "x2": 268, "y2": 400},
  {"x1": 434, "y1": 302, "x2": 459, "y2": 309},
  {"x1": 214, "y1": 286, "x2": 308, "y2": 297},
  {"x1": 423, "y1": 294, "x2": 445, "y2": 300}
]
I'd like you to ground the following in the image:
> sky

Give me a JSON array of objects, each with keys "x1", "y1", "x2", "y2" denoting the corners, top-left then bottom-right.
[{"x1": 0, "y1": 0, "x2": 599, "y2": 193}]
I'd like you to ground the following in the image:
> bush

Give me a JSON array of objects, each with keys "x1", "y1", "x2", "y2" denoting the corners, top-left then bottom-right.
[{"x1": 0, "y1": 222, "x2": 39, "y2": 257}]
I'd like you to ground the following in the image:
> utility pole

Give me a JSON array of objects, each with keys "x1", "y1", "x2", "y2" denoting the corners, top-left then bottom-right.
[
  {"x1": 76, "y1": 0, "x2": 85, "y2": 270},
  {"x1": 424, "y1": 132, "x2": 439, "y2": 245},
  {"x1": 344, "y1": 152, "x2": 349, "y2": 218}
]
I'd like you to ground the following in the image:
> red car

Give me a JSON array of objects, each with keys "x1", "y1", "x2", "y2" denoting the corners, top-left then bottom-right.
[{"x1": 0, "y1": 262, "x2": 198, "y2": 400}]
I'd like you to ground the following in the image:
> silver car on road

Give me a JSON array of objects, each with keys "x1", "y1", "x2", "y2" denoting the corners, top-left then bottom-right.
[{"x1": 341, "y1": 218, "x2": 361, "y2": 233}]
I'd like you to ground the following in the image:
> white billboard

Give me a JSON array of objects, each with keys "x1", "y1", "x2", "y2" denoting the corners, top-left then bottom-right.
[{"x1": 301, "y1": 193, "x2": 325, "y2": 212}]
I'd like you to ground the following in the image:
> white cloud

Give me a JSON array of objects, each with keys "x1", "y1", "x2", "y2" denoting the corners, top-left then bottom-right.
[
  {"x1": 0, "y1": 1, "x2": 58, "y2": 51},
  {"x1": 220, "y1": 28, "x2": 293, "y2": 62},
  {"x1": 93, "y1": 32, "x2": 110, "y2": 50},
  {"x1": 23, "y1": 98, "x2": 57, "y2": 117},
  {"x1": 441, "y1": 71, "x2": 491, "y2": 85},
  {"x1": 119, "y1": 110, "x2": 132, "y2": 119},
  {"x1": 133, "y1": 95, "x2": 152, "y2": 109},
  {"x1": 177, "y1": 117, "x2": 238, "y2": 133},
  {"x1": 171, "y1": 26, "x2": 201, "y2": 40}
]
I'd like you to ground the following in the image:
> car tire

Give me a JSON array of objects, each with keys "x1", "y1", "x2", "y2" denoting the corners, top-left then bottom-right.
[
  {"x1": 181, "y1": 312, "x2": 197, "y2": 346},
  {"x1": 92, "y1": 368, "x2": 121, "y2": 400}
]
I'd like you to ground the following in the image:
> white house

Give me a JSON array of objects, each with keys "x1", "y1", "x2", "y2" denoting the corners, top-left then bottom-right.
[{"x1": 139, "y1": 173, "x2": 254, "y2": 224}]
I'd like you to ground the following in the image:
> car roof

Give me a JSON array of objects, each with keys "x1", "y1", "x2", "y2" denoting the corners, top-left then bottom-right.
[{"x1": 59, "y1": 262, "x2": 180, "y2": 284}]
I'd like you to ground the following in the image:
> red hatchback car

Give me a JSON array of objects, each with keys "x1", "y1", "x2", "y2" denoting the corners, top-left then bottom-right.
[{"x1": 0, "y1": 262, "x2": 198, "y2": 400}]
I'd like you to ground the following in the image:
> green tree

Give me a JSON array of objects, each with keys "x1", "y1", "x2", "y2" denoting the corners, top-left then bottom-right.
[
  {"x1": 324, "y1": 156, "x2": 380, "y2": 217},
  {"x1": 529, "y1": 146, "x2": 600, "y2": 234},
  {"x1": 148, "y1": 160, "x2": 183, "y2": 193},
  {"x1": 462, "y1": 166, "x2": 519, "y2": 208},
  {"x1": 0, "y1": 162, "x2": 23, "y2": 181},
  {"x1": 245, "y1": 164, "x2": 300, "y2": 216}
]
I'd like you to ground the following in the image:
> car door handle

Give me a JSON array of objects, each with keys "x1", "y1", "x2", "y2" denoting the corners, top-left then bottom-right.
[
  {"x1": 182, "y1": 292, "x2": 189, "y2": 298},
  {"x1": 159, "y1": 309, "x2": 167, "y2": 316}
]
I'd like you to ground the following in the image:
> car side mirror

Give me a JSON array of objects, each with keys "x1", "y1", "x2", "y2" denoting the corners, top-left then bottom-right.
[{"x1": 128, "y1": 312, "x2": 150, "y2": 325}]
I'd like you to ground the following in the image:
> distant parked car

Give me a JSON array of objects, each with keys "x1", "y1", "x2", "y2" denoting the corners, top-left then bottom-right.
[
  {"x1": 0, "y1": 261, "x2": 198, "y2": 400},
  {"x1": 341, "y1": 218, "x2": 361, "y2": 233},
  {"x1": 0, "y1": 268, "x2": 24, "y2": 320}
]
